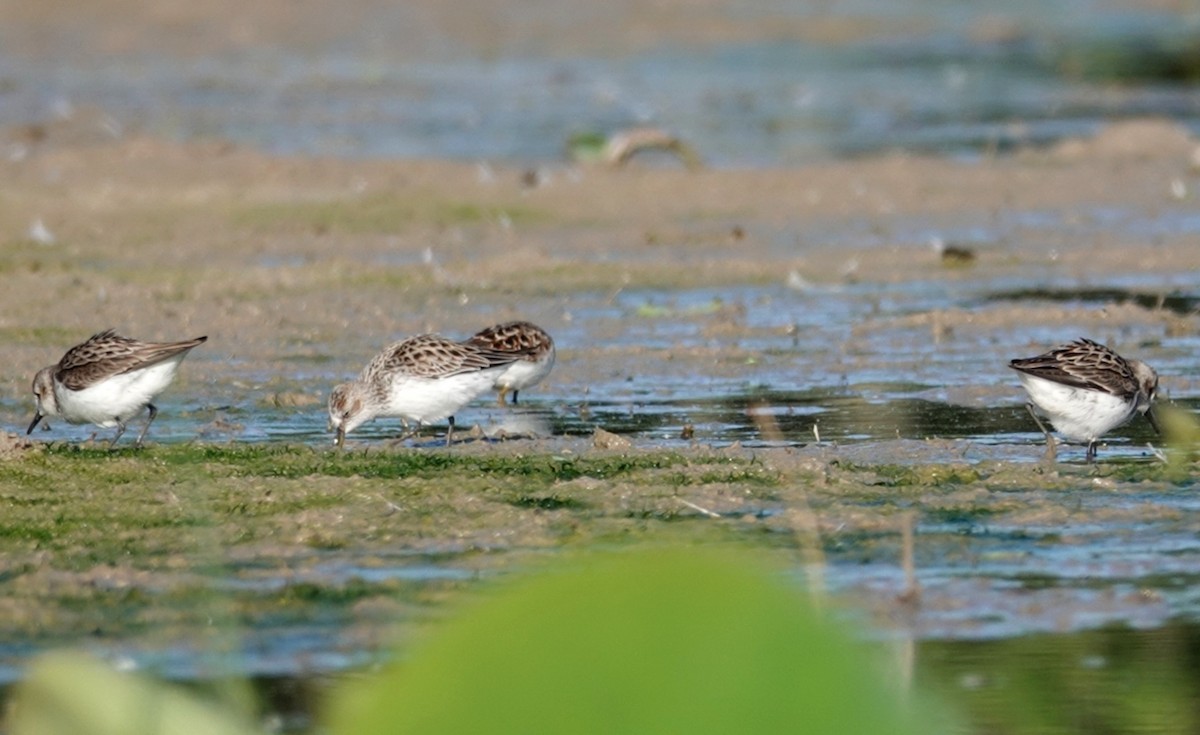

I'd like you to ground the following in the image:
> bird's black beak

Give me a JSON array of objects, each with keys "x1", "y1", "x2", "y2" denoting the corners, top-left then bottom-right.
[
  {"x1": 27, "y1": 412, "x2": 44, "y2": 435},
  {"x1": 1145, "y1": 406, "x2": 1162, "y2": 436},
  {"x1": 334, "y1": 426, "x2": 346, "y2": 449}
]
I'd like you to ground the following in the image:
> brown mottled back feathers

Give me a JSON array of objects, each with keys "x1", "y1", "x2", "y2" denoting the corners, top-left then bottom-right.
[
  {"x1": 1008, "y1": 338, "x2": 1140, "y2": 398},
  {"x1": 366, "y1": 334, "x2": 518, "y2": 381},
  {"x1": 55, "y1": 329, "x2": 209, "y2": 391},
  {"x1": 465, "y1": 321, "x2": 553, "y2": 361}
]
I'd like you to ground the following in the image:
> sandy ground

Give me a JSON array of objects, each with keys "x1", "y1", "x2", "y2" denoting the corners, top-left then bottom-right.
[
  {"x1": 2, "y1": 0, "x2": 1199, "y2": 429},
  {"x1": 0, "y1": 0, "x2": 1044, "y2": 60},
  {"x1": 2, "y1": 117, "x2": 1199, "y2": 408},
  {"x1": 2, "y1": 0, "x2": 1190, "y2": 60}
]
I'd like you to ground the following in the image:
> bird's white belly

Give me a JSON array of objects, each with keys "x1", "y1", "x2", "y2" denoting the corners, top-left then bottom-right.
[
  {"x1": 55, "y1": 359, "x2": 183, "y2": 427},
  {"x1": 494, "y1": 357, "x2": 552, "y2": 391},
  {"x1": 1019, "y1": 374, "x2": 1136, "y2": 442},
  {"x1": 383, "y1": 370, "x2": 500, "y2": 424}
]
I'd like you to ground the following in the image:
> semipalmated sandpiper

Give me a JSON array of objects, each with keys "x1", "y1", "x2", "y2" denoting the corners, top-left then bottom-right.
[
  {"x1": 1009, "y1": 338, "x2": 1159, "y2": 462},
  {"x1": 28, "y1": 329, "x2": 207, "y2": 447},
  {"x1": 328, "y1": 333, "x2": 519, "y2": 447},
  {"x1": 464, "y1": 320, "x2": 555, "y2": 406}
]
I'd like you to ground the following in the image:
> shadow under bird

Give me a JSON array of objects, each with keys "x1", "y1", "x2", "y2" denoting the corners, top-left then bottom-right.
[
  {"x1": 464, "y1": 320, "x2": 556, "y2": 406},
  {"x1": 28, "y1": 329, "x2": 208, "y2": 447},
  {"x1": 328, "y1": 333, "x2": 521, "y2": 448},
  {"x1": 1009, "y1": 337, "x2": 1159, "y2": 462}
]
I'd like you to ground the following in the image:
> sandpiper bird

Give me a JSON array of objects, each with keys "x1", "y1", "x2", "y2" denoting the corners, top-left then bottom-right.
[
  {"x1": 328, "y1": 333, "x2": 520, "y2": 447},
  {"x1": 28, "y1": 329, "x2": 208, "y2": 447},
  {"x1": 1009, "y1": 338, "x2": 1159, "y2": 462},
  {"x1": 464, "y1": 321, "x2": 555, "y2": 406}
]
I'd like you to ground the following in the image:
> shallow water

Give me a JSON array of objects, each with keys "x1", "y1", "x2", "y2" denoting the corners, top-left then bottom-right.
[
  {"x1": 3, "y1": 3, "x2": 1200, "y2": 165},
  {"x1": 99, "y1": 202, "x2": 1183, "y2": 459},
  {"x1": 9, "y1": 275, "x2": 1195, "y2": 460}
]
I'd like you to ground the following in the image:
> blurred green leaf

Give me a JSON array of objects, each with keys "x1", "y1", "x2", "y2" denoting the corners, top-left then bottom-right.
[
  {"x1": 565, "y1": 131, "x2": 607, "y2": 162},
  {"x1": 327, "y1": 547, "x2": 954, "y2": 734},
  {"x1": 1159, "y1": 401, "x2": 1200, "y2": 467},
  {"x1": 8, "y1": 651, "x2": 262, "y2": 735}
]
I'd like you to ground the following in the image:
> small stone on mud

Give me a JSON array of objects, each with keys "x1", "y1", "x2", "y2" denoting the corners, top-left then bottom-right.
[
  {"x1": 1049, "y1": 118, "x2": 1196, "y2": 162},
  {"x1": 0, "y1": 432, "x2": 37, "y2": 460},
  {"x1": 197, "y1": 418, "x2": 245, "y2": 437},
  {"x1": 940, "y1": 245, "x2": 976, "y2": 266},
  {"x1": 592, "y1": 427, "x2": 632, "y2": 450},
  {"x1": 269, "y1": 391, "x2": 321, "y2": 408}
]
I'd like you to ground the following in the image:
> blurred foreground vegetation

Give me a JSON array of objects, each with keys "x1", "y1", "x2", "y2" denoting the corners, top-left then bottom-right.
[{"x1": 0, "y1": 440, "x2": 1198, "y2": 733}]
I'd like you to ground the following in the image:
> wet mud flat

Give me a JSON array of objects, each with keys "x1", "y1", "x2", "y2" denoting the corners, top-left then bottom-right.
[
  {"x1": 0, "y1": 440, "x2": 1196, "y2": 660},
  {"x1": 0, "y1": 119, "x2": 1199, "y2": 731},
  {"x1": 2, "y1": 119, "x2": 1200, "y2": 439}
]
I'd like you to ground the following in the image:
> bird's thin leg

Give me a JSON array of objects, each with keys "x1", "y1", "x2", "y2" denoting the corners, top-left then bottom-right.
[
  {"x1": 512, "y1": 390, "x2": 520, "y2": 405},
  {"x1": 445, "y1": 416, "x2": 455, "y2": 447},
  {"x1": 1025, "y1": 402, "x2": 1058, "y2": 462},
  {"x1": 134, "y1": 404, "x2": 158, "y2": 447},
  {"x1": 1085, "y1": 441, "x2": 1097, "y2": 463},
  {"x1": 109, "y1": 420, "x2": 128, "y2": 449},
  {"x1": 1043, "y1": 433, "x2": 1058, "y2": 463},
  {"x1": 1024, "y1": 403, "x2": 1052, "y2": 438},
  {"x1": 388, "y1": 423, "x2": 419, "y2": 446}
]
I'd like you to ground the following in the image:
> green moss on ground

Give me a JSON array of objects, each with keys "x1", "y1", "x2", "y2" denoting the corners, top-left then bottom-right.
[{"x1": 0, "y1": 442, "x2": 1189, "y2": 655}]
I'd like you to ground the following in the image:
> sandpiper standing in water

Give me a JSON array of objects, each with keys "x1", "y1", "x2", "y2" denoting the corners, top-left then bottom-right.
[
  {"x1": 464, "y1": 321, "x2": 556, "y2": 406},
  {"x1": 28, "y1": 329, "x2": 208, "y2": 447},
  {"x1": 328, "y1": 333, "x2": 520, "y2": 447},
  {"x1": 1009, "y1": 337, "x2": 1159, "y2": 462}
]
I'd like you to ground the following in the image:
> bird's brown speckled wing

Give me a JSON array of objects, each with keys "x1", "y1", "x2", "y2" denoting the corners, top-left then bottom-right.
[
  {"x1": 375, "y1": 334, "x2": 517, "y2": 379},
  {"x1": 55, "y1": 329, "x2": 208, "y2": 391},
  {"x1": 466, "y1": 321, "x2": 553, "y2": 360},
  {"x1": 1009, "y1": 338, "x2": 1138, "y2": 398}
]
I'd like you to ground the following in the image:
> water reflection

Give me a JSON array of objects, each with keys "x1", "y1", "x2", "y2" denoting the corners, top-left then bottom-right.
[
  {"x1": 546, "y1": 390, "x2": 1172, "y2": 456},
  {"x1": 5, "y1": 382, "x2": 1187, "y2": 460},
  {"x1": 218, "y1": 392, "x2": 1146, "y2": 453},
  {"x1": 987, "y1": 286, "x2": 1200, "y2": 316}
]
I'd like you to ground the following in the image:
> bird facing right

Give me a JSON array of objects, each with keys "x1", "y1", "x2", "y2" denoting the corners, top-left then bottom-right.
[
  {"x1": 1009, "y1": 337, "x2": 1159, "y2": 462},
  {"x1": 464, "y1": 321, "x2": 556, "y2": 406}
]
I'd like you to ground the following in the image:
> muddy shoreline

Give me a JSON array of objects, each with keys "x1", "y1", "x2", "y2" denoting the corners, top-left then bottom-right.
[
  {"x1": 3, "y1": 118, "x2": 1200, "y2": 406},
  {"x1": 1, "y1": 118, "x2": 1199, "y2": 735}
]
